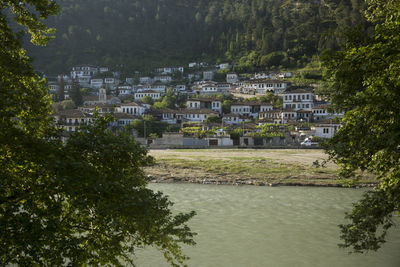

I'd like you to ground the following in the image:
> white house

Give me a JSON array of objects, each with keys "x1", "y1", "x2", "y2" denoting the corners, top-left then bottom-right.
[
  {"x1": 78, "y1": 104, "x2": 115, "y2": 114},
  {"x1": 104, "y1": 77, "x2": 118, "y2": 89},
  {"x1": 313, "y1": 119, "x2": 341, "y2": 138},
  {"x1": 82, "y1": 88, "x2": 121, "y2": 106},
  {"x1": 141, "y1": 84, "x2": 167, "y2": 93},
  {"x1": 283, "y1": 89, "x2": 315, "y2": 111},
  {"x1": 260, "y1": 104, "x2": 274, "y2": 112},
  {"x1": 139, "y1": 77, "x2": 153, "y2": 84},
  {"x1": 186, "y1": 98, "x2": 222, "y2": 114},
  {"x1": 154, "y1": 75, "x2": 172, "y2": 84},
  {"x1": 173, "y1": 85, "x2": 187, "y2": 92},
  {"x1": 222, "y1": 113, "x2": 246, "y2": 125},
  {"x1": 90, "y1": 79, "x2": 103, "y2": 89},
  {"x1": 99, "y1": 67, "x2": 109, "y2": 73},
  {"x1": 77, "y1": 76, "x2": 91, "y2": 87},
  {"x1": 70, "y1": 65, "x2": 98, "y2": 79},
  {"x1": 243, "y1": 79, "x2": 288, "y2": 94},
  {"x1": 160, "y1": 109, "x2": 219, "y2": 124},
  {"x1": 230, "y1": 102, "x2": 267, "y2": 118},
  {"x1": 53, "y1": 109, "x2": 92, "y2": 133},
  {"x1": 226, "y1": 73, "x2": 238, "y2": 83},
  {"x1": 156, "y1": 67, "x2": 184, "y2": 74},
  {"x1": 134, "y1": 90, "x2": 162, "y2": 101},
  {"x1": 259, "y1": 109, "x2": 284, "y2": 124},
  {"x1": 116, "y1": 84, "x2": 132, "y2": 95},
  {"x1": 118, "y1": 102, "x2": 146, "y2": 116},
  {"x1": 218, "y1": 63, "x2": 230, "y2": 70},
  {"x1": 203, "y1": 70, "x2": 215, "y2": 81},
  {"x1": 113, "y1": 113, "x2": 139, "y2": 127}
]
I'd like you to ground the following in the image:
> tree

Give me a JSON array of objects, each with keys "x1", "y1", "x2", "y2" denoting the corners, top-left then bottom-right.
[
  {"x1": 58, "y1": 75, "x2": 65, "y2": 101},
  {"x1": 321, "y1": 0, "x2": 400, "y2": 253},
  {"x1": 205, "y1": 115, "x2": 222, "y2": 124},
  {"x1": 0, "y1": 1, "x2": 196, "y2": 266},
  {"x1": 141, "y1": 95, "x2": 154, "y2": 105},
  {"x1": 69, "y1": 78, "x2": 83, "y2": 106}
]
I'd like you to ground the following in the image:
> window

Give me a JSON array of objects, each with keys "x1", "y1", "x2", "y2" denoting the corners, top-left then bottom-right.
[{"x1": 323, "y1": 128, "x2": 329, "y2": 134}]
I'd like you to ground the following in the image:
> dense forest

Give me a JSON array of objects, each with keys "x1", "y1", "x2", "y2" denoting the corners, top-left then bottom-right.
[{"x1": 27, "y1": 0, "x2": 369, "y2": 75}]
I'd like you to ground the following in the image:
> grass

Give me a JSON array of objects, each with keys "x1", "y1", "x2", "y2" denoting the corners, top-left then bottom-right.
[
  {"x1": 146, "y1": 149, "x2": 376, "y2": 186},
  {"x1": 154, "y1": 157, "x2": 335, "y2": 180}
]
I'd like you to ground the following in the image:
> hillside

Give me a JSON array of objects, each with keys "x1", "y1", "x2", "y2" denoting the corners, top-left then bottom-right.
[{"x1": 27, "y1": 0, "x2": 369, "y2": 75}]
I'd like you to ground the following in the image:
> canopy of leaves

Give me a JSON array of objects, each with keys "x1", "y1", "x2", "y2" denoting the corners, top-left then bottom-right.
[{"x1": 321, "y1": 0, "x2": 400, "y2": 253}]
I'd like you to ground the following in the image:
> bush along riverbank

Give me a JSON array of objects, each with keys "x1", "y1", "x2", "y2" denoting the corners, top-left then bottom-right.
[{"x1": 144, "y1": 149, "x2": 376, "y2": 188}]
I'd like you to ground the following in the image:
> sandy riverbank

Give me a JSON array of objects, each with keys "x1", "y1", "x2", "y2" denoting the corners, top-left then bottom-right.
[{"x1": 144, "y1": 149, "x2": 376, "y2": 187}]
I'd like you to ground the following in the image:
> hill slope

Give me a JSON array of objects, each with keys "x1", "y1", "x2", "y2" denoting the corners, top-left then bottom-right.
[{"x1": 28, "y1": 0, "x2": 369, "y2": 75}]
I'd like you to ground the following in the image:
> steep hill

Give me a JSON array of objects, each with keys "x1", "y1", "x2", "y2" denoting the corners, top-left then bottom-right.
[{"x1": 27, "y1": 0, "x2": 369, "y2": 75}]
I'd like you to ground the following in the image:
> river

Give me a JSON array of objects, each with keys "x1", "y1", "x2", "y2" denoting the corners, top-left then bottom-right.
[{"x1": 134, "y1": 184, "x2": 400, "y2": 267}]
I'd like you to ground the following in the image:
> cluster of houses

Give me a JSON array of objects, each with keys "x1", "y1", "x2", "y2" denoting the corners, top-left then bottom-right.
[{"x1": 51, "y1": 64, "x2": 343, "y2": 147}]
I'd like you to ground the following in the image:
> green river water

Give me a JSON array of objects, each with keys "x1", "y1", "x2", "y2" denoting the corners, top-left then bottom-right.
[{"x1": 134, "y1": 184, "x2": 400, "y2": 267}]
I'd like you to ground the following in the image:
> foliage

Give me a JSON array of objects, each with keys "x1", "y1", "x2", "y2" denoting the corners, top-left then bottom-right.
[
  {"x1": 69, "y1": 78, "x2": 83, "y2": 106},
  {"x1": 141, "y1": 95, "x2": 154, "y2": 105},
  {"x1": 252, "y1": 124, "x2": 288, "y2": 138},
  {"x1": 247, "y1": 92, "x2": 282, "y2": 107},
  {"x1": 52, "y1": 100, "x2": 76, "y2": 113},
  {"x1": 0, "y1": 1, "x2": 196, "y2": 266},
  {"x1": 130, "y1": 119, "x2": 170, "y2": 138},
  {"x1": 27, "y1": 0, "x2": 369, "y2": 74},
  {"x1": 222, "y1": 99, "x2": 233, "y2": 114},
  {"x1": 205, "y1": 116, "x2": 222, "y2": 124},
  {"x1": 321, "y1": 0, "x2": 400, "y2": 253}
]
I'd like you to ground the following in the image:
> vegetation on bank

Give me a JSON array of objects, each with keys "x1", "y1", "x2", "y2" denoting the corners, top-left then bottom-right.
[{"x1": 146, "y1": 149, "x2": 376, "y2": 187}]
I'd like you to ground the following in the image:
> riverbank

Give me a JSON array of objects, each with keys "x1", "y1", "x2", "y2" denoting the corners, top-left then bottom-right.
[{"x1": 145, "y1": 149, "x2": 376, "y2": 187}]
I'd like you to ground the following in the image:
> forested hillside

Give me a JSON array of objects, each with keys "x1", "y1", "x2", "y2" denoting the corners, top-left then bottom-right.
[{"x1": 27, "y1": 0, "x2": 369, "y2": 75}]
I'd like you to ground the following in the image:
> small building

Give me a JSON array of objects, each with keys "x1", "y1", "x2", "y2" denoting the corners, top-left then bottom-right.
[
  {"x1": 186, "y1": 98, "x2": 222, "y2": 114},
  {"x1": 71, "y1": 65, "x2": 98, "y2": 79},
  {"x1": 313, "y1": 119, "x2": 341, "y2": 139},
  {"x1": 139, "y1": 77, "x2": 153, "y2": 84},
  {"x1": 230, "y1": 101, "x2": 269, "y2": 118},
  {"x1": 82, "y1": 88, "x2": 121, "y2": 106},
  {"x1": 78, "y1": 104, "x2": 115, "y2": 114},
  {"x1": 283, "y1": 89, "x2": 315, "y2": 111},
  {"x1": 222, "y1": 113, "x2": 246, "y2": 125},
  {"x1": 116, "y1": 84, "x2": 132, "y2": 95},
  {"x1": 118, "y1": 102, "x2": 147, "y2": 116},
  {"x1": 90, "y1": 79, "x2": 103, "y2": 89},
  {"x1": 154, "y1": 75, "x2": 172, "y2": 84},
  {"x1": 134, "y1": 90, "x2": 162, "y2": 101},
  {"x1": 203, "y1": 70, "x2": 215, "y2": 81},
  {"x1": 243, "y1": 79, "x2": 288, "y2": 94},
  {"x1": 226, "y1": 72, "x2": 238, "y2": 83},
  {"x1": 112, "y1": 112, "x2": 140, "y2": 127},
  {"x1": 53, "y1": 109, "x2": 92, "y2": 133},
  {"x1": 160, "y1": 108, "x2": 219, "y2": 124}
]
